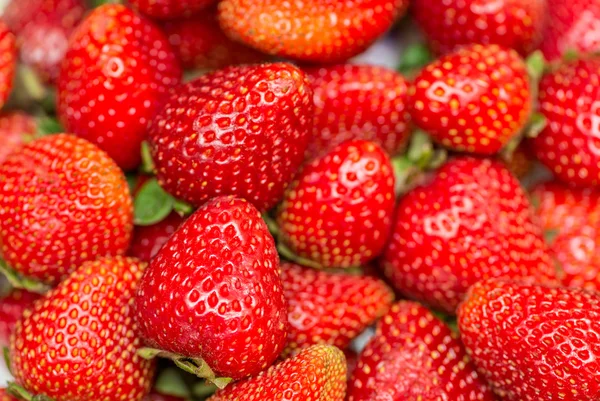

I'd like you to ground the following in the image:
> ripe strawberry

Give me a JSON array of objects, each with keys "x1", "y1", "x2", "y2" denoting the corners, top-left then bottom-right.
[
  {"x1": 135, "y1": 197, "x2": 288, "y2": 380},
  {"x1": 532, "y1": 182, "x2": 600, "y2": 290},
  {"x1": 281, "y1": 262, "x2": 394, "y2": 355},
  {"x1": 0, "y1": 112, "x2": 36, "y2": 164},
  {"x1": 530, "y1": 56, "x2": 600, "y2": 187},
  {"x1": 0, "y1": 22, "x2": 16, "y2": 111},
  {"x1": 0, "y1": 389, "x2": 17, "y2": 401},
  {"x1": 148, "y1": 63, "x2": 312, "y2": 212},
  {"x1": 305, "y1": 64, "x2": 412, "y2": 160},
  {"x1": 413, "y1": 0, "x2": 546, "y2": 56},
  {"x1": 218, "y1": 0, "x2": 409, "y2": 63},
  {"x1": 0, "y1": 290, "x2": 40, "y2": 346},
  {"x1": 409, "y1": 44, "x2": 532, "y2": 155},
  {"x1": 9, "y1": 256, "x2": 155, "y2": 401},
  {"x1": 129, "y1": 212, "x2": 186, "y2": 262},
  {"x1": 129, "y1": 0, "x2": 216, "y2": 19},
  {"x1": 0, "y1": 134, "x2": 133, "y2": 285},
  {"x1": 208, "y1": 344, "x2": 346, "y2": 401},
  {"x1": 380, "y1": 157, "x2": 556, "y2": 313},
  {"x1": 459, "y1": 279, "x2": 600, "y2": 400},
  {"x1": 348, "y1": 301, "x2": 495, "y2": 401},
  {"x1": 277, "y1": 140, "x2": 396, "y2": 269},
  {"x1": 57, "y1": 4, "x2": 182, "y2": 171}
]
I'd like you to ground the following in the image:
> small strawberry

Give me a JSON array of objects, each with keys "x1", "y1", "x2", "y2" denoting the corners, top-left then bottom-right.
[
  {"x1": 208, "y1": 344, "x2": 346, "y2": 401},
  {"x1": 148, "y1": 63, "x2": 312, "y2": 212},
  {"x1": 0, "y1": 112, "x2": 36, "y2": 164},
  {"x1": 0, "y1": 290, "x2": 40, "y2": 346},
  {"x1": 129, "y1": 212, "x2": 186, "y2": 262},
  {"x1": 57, "y1": 4, "x2": 182, "y2": 170},
  {"x1": 380, "y1": 157, "x2": 556, "y2": 313},
  {"x1": 0, "y1": 134, "x2": 133, "y2": 286},
  {"x1": 459, "y1": 279, "x2": 600, "y2": 401},
  {"x1": 135, "y1": 197, "x2": 288, "y2": 381},
  {"x1": 530, "y1": 56, "x2": 600, "y2": 187},
  {"x1": 412, "y1": 0, "x2": 546, "y2": 56},
  {"x1": 409, "y1": 44, "x2": 532, "y2": 155},
  {"x1": 277, "y1": 140, "x2": 396, "y2": 269},
  {"x1": 218, "y1": 0, "x2": 409, "y2": 63},
  {"x1": 9, "y1": 256, "x2": 155, "y2": 401},
  {"x1": 0, "y1": 21, "x2": 16, "y2": 111},
  {"x1": 305, "y1": 64, "x2": 412, "y2": 160},
  {"x1": 0, "y1": 389, "x2": 17, "y2": 401},
  {"x1": 348, "y1": 301, "x2": 495, "y2": 401},
  {"x1": 281, "y1": 262, "x2": 394, "y2": 356},
  {"x1": 129, "y1": 0, "x2": 216, "y2": 20}
]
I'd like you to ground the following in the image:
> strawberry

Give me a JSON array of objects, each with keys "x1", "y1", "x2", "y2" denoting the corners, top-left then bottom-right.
[
  {"x1": 57, "y1": 4, "x2": 182, "y2": 171},
  {"x1": 8, "y1": 256, "x2": 155, "y2": 401},
  {"x1": 305, "y1": 64, "x2": 412, "y2": 160},
  {"x1": 412, "y1": 0, "x2": 546, "y2": 56},
  {"x1": 0, "y1": 21, "x2": 16, "y2": 111},
  {"x1": 530, "y1": 56, "x2": 600, "y2": 187},
  {"x1": 0, "y1": 112, "x2": 36, "y2": 164},
  {"x1": 0, "y1": 389, "x2": 17, "y2": 401},
  {"x1": 458, "y1": 278, "x2": 600, "y2": 400},
  {"x1": 217, "y1": 0, "x2": 409, "y2": 63},
  {"x1": 0, "y1": 134, "x2": 133, "y2": 286},
  {"x1": 208, "y1": 344, "x2": 346, "y2": 401},
  {"x1": 129, "y1": 0, "x2": 216, "y2": 20},
  {"x1": 380, "y1": 157, "x2": 556, "y2": 313},
  {"x1": 281, "y1": 262, "x2": 394, "y2": 356},
  {"x1": 148, "y1": 63, "x2": 312, "y2": 212},
  {"x1": 409, "y1": 44, "x2": 532, "y2": 155},
  {"x1": 135, "y1": 196, "x2": 288, "y2": 381},
  {"x1": 348, "y1": 301, "x2": 495, "y2": 401},
  {"x1": 0, "y1": 290, "x2": 40, "y2": 346},
  {"x1": 129, "y1": 212, "x2": 186, "y2": 262},
  {"x1": 277, "y1": 140, "x2": 396, "y2": 269}
]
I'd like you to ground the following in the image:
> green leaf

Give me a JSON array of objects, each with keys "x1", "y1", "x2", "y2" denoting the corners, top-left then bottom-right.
[
  {"x1": 398, "y1": 43, "x2": 433, "y2": 76},
  {"x1": 562, "y1": 49, "x2": 580, "y2": 63},
  {"x1": 3, "y1": 346, "x2": 11, "y2": 375},
  {"x1": 192, "y1": 382, "x2": 218, "y2": 399},
  {"x1": 133, "y1": 178, "x2": 174, "y2": 226},
  {"x1": 36, "y1": 117, "x2": 63, "y2": 136},
  {"x1": 277, "y1": 242, "x2": 325, "y2": 270},
  {"x1": 526, "y1": 50, "x2": 547, "y2": 83},
  {"x1": 525, "y1": 112, "x2": 547, "y2": 139},
  {"x1": 261, "y1": 214, "x2": 279, "y2": 238},
  {"x1": 544, "y1": 228, "x2": 560, "y2": 246},
  {"x1": 140, "y1": 141, "x2": 155, "y2": 174},
  {"x1": 173, "y1": 199, "x2": 194, "y2": 216},
  {"x1": 0, "y1": 260, "x2": 50, "y2": 294},
  {"x1": 155, "y1": 368, "x2": 192, "y2": 399}
]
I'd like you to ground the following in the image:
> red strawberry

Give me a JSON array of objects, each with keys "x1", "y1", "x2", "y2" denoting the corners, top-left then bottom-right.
[
  {"x1": 277, "y1": 140, "x2": 396, "y2": 269},
  {"x1": 0, "y1": 134, "x2": 133, "y2": 285},
  {"x1": 135, "y1": 197, "x2": 288, "y2": 380},
  {"x1": 348, "y1": 301, "x2": 495, "y2": 401},
  {"x1": 129, "y1": 0, "x2": 216, "y2": 19},
  {"x1": 9, "y1": 256, "x2": 155, "y2": 401},
  {"x1": 0, "y1": 112, "x2": 36, "y2": 164},
  {"x1": 459, "y1": 279, "x2": 600, "y2": 400},
  {"x1": 148, "y1": 63, "x2": 312, "y2": 212},
  {"x1": 57, "y1": 4, "x2": 182, "y2": 170},
  {"x1": 218, "y1": 0, "x2": 409, "y2": 63},
  {"x1": 530, "y1": 56, "x2": 600, "y2": 187},
  {"x1": 540, "y1": 0, "x2": 600, "y2": 61},
  {"x1": 412, "y1": 0, "x2": 546, "y2": 56},
  {"x1": 208, "y1": 344, "x2": 346, "y2": 401},
  {"x1": 129, "y1": 212, "x2": 186, "y2": 262},
  {"x1": 380, "y1": 157, "x2": 556, "y2": 313},
  {"x1": 0, "y1": 290, "x2": 40, "y2": 346},
  {"x1": 305, "y1": 64, "x2": 412, "y2": 160},
  {"x1": 281, "y1": 262, "x2": 394, "y2": 356},
  {"x1": 0, "y1": 389, "x2": 17, "y2": 401},
  {"x1": 409, "y1": 44, "x2": 532, "y2": 155},
  {"x1": 0, "y1": 21, "x2": 16, "y2": 111}
]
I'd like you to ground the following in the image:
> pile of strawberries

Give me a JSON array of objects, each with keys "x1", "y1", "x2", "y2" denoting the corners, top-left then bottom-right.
[{"x1": 0, "y1": 0, "x2": 599, "y2": 400}]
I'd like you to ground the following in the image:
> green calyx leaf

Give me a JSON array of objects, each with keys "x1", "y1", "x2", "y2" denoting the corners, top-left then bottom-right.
[
  {"x1": 261, "y1": 214, "x2": 279, "y2": 238},
  {"x1": 544, "y1": 228, "x2": 560, "y2": 246},
  {"x1": 155, "y1": 367, "x2": 192, "y2": 399},
  {"x1": 192, "y1": 382, "x2": 218, "y2": 399},
  {"x1": 277, "y1": 242, "x2": 326, "y2": 270},
  {"x1": 36, "y1": 116, "x2": 63, "y2": 137},
  {"x1": 562, "y1": 49, "x2": 580, "y2": 63},
  {"x1": 3, "y1": 346, "x2": 11, "y2": 375},
  {"x1": 525, "y1": 112, "x2": 547, "y2": 139},
  {"x1": 398, "y1": 43, "x2": 433, "y2": 76},
  {"x1": 140, "y1": 141, "x2": 155, "y2": 175},
  {"x1": 525, "y1": 50, "x2": 547, "y2": 84},
  {"x1": 7, "y1": 382, "x2": 54, "y2": 401},
  {"x1": 133, "y1": 178, "x2": 175, "y2": 226},
  {"x1": 0, "y1": 260, "x2": 50, "y2": 294},
  {"x1": 173, "y1": 199, "x2": 194, "y2": 217}
]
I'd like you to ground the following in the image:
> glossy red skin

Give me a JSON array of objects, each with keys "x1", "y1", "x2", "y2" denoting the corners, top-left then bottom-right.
[
  {"x1": 10, "y1": 257, "x2": 155, "y2": 401},
  {"x1": 540, "y1": 0, "x2": 600, "y2": 61},
  {"x1": 409, "y1": 44, "x2": 531, "y2": 155},
  {"x1": 129, "y1": 0, "x2": 216, "y2": 19},
  {"x1": 208, "y1": 345, "x2": 346, "y2": 401},
  {"x1": 305, "y1": 64, "x2": 412, "y2": 160},
  {"x1": 0, "y1": 134, "x2": 133, "y2": 285},
  {"x1": 0, "y1": 112, "x2": 36, "y2": 164},
  {"x1": 459, "y1": 279, "x2": 600, "y2": 401},
  {"x1": 129, "y1": 212, "x2": 186, "y2": 262},
  {"x1": 532, "y1": 182, "x2": 600, "y2": 290},
  {"x1": 277, "y1": 140, "x2": 396, "y2": 269},
  {"x1": 135, "y1": 197, "x2": 288, "y2": 379},
  {"x1": 0, "y1": 22, "x2": 16, "y2": 111},
  {"x1": 148, "y1": 63, "x2": 312, "y2": 212},
  {"x1": 0, "y1": 290, "x2": 41, "y2": 346},
  {"x1": 218, "y1": 0, "x2": 409, "y2": 63},
  {"x1": 0, "y1": 389, "x2": 17, "y2": 401},
  {"x1": 380, "y1": 157, "x2": 556, "y2": 313},
  {"x1": 348, "y1": 301, "x2": 495, "y2": 401},
  {"x1": 531, "y1": 57, "x2": 600, "y2": 187},
  {"x1": 281, "y1": 263, "x2": 394, "y2": 356},
  {"x1": 57, "y1": 4, "x2": 182, "y2": 171},
  {"x1": 413, "y1": 0, "x2": 546, "y2": 56}
]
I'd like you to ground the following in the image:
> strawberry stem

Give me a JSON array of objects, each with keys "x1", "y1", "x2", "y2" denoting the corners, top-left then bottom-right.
[
  {"x1": 3, "y1": 347, "x2": 11, "y2": 375},
  {"x1": 140, "y1": 141, "x2": 155, "y2": 174},
  {"x1": 0, "y1": 260, "x2": 50, "y2": 294}
]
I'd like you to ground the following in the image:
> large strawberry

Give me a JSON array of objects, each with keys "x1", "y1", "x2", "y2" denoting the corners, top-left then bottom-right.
[
  {"x1": 530, "y1": 56, "x2": 600, "y2": 187},
  {"x1": 0, "y1": 112, "x2": 36, "y2": 164},
  {"x1": 0, "y1": 22, "x2": 16, "y2": 111},
  {"x1": 380, "y1": 157, "x2": 556, "y2": 313},
  {"x1": 0, "y1": 290, "x2": 40, "y2": 346},
  {"x1": 348, "y1": 301, "x2": 495, "y2": 401},
  {"x1": 409, "y1": 44, "x2": 531, "y2": 155},
  {"x1": 57, "y1": 4, "x2": 182, "y2": 170},
  {"x1": 129, "y1": 212, "x2": 186, "y2": 262},
  {"x1": 281, "y1": 262, "x2": 394, "y2": 356},
  {"x1": 135, "y1": 197, "x2": 288, "y2": 381},
  {"x1": 218, "y1": 0, "x2": 409, "y2": 63},
  {"x1": 277, "y1": 140, "x2": 396, "y2": 269},
  {"x1": 9, "y1": 256, "x2": 155, "y2": 401},
  {"x1": 459, "y1": 278, "x2": 600, "y2": 400},
  {"x1": 208, "y1": 345, "x2": 346, "y2": 401},
  {"x1": 0, "y1": 134, "x2": 133, "y2": 286},
  {"x1": 129, "y1": 0, "x2": 216, "y2": 19},
  {"x1": 305, "y1": 64, "x2": 412, "y2": 160},
  {"x1": 148, "y1": 63, "x2": 312, "y2": 212}
]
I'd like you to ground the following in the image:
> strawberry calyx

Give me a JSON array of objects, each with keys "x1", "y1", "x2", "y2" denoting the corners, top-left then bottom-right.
[
  {"x1": 154, "y1": 367, "x2": 195, "y2": 399},
  {"x1": 276, "y1": 242, "x2": 328, "y2": 270},
  {"x1": 6, "y1": 382, "x2": 53, "y2": 401},
  {"x1": 134, "y1": 178, "x2": 194, "y2": 226},
  {"x1": 397, "y1": 42, "x2": 433, "y2": 77},
  {"x1": 0, "y1": 260, "x2": 50, "y2": 294}
]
